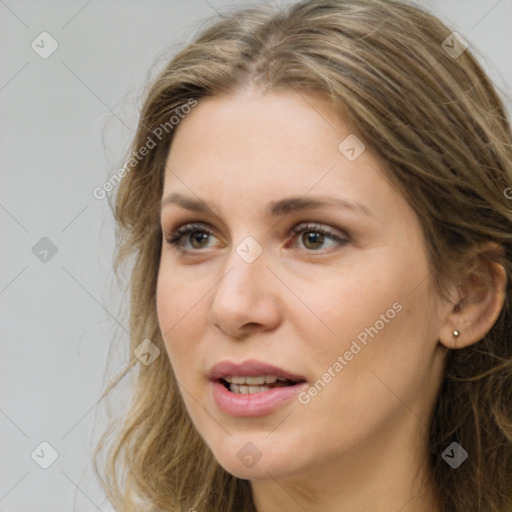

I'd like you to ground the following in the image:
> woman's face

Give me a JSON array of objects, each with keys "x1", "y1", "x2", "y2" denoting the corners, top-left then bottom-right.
[{"x1": 157, "y1": 89, "x2": 449, "y2": 486}]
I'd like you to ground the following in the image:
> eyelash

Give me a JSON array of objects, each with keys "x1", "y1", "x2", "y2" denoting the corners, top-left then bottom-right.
[{"x1": 163, "y1": 222, "x2": 349, "y2": 253}]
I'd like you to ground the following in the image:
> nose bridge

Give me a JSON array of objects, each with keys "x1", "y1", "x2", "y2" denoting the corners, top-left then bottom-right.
[
  {"x1": 217, "y1": 235, "x2": 267, "y2": 300},
  {"x1": 208, "y1": 235, "x2": 281, "y2": 333}
]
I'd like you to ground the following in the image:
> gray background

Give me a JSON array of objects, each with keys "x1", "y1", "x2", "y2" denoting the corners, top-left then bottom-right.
[{"x1": 1, "y1": 1, "x2": 511, "y2": 511}]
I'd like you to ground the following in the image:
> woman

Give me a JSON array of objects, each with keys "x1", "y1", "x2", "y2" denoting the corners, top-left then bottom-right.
[{"x1": 94, "y1": 1, "x2": 512, "y2": 511}]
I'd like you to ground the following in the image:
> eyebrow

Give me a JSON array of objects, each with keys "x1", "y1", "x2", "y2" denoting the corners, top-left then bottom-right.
[{"x1": 160, "y1": 192, "x2": 373, "y2": 217}]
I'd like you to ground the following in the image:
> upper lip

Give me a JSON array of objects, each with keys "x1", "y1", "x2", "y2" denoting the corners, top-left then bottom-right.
[{"x1": 209, "y1": 359, "x2": 307, "y2": 383}]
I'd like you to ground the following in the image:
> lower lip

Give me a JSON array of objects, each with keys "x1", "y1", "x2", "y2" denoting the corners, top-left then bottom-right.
[{"x1": 211, "y1": 380, "x2": 307, "y2": 417}]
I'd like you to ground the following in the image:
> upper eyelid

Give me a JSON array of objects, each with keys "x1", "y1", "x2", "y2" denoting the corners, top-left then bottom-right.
[
  {"x1": 290, "y1": 222, "x2": 347, "y2": 238},
  {"x1": 164, "y1": 221, "x2": 348, "y2": 246},
  {"x1": 163, "y1": 220, "x2": 345, "y2": 236}
]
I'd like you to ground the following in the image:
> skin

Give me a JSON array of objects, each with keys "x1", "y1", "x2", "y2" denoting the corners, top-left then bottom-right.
[{"x1": 156, "y1": 88, "x2": 506, "y2": 512}]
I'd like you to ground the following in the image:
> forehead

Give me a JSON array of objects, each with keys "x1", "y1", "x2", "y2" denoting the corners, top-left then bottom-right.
[{"x1": 162, "y1": 90, "x2": 398, "y2": 218}]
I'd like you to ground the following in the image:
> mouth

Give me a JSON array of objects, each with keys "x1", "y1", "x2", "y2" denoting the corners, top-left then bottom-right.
[
  {"x1": 219, "y1": 374, "x2": 305, "y2": 394},
  {"x1": 208, "y1": 359, "x2": 307, "y2": 416},
  {"x1": 209, "y1": 359, "x2": 307, "y2": 390}
]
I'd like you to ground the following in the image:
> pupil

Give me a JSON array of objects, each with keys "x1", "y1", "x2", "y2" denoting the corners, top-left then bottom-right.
[
  {"x1": 304, "y1": 231, "x2": 323, "y2": 249},
  {"x1": 191, "y1": 232, "x2": 208, "y2": 248}
]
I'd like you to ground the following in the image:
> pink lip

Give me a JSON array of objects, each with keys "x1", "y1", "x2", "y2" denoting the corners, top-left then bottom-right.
[
  {"x1": 209, "y1": 359, "x2": 307, "y2": 417},
  {"x1": 209, "y1": 359, "x2": 306, "y2": 382}
]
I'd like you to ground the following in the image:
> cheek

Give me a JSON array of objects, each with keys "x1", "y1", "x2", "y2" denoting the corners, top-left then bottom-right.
[
  {"x1": 156, "y1": 267, "x2": 204, "y2": 365},
  {"x1": 301, "y1": 251, "x2": 435, "y2": 384},
  {"x1": 156, "y1": 272, "x2": 178, "y2": 340},
  {"x1": 300, "y1": 265, "x2": 403, "y2": 350},
  {"x1": 309, "y1": 283, "x2": 439, "y2": 428},
  {"x1": 156, "y1": 258, "x2": 208, "y2": 331}
]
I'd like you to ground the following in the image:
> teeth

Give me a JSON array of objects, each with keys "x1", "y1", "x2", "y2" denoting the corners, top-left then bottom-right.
[
  {"x1": 229, "y1": 384, "x2": 271, "y2": 394},
  {"x1": 224, "y1": 375, "x2": 280, "y2": 385}
]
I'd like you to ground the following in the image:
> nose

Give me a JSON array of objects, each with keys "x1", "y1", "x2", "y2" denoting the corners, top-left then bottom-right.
[{"x1": 207, "y1": 246, "x2": 282, "y2": 339}]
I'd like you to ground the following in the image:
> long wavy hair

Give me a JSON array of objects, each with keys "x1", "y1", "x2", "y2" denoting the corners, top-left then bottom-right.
[{"x1": 93, "y1": 1, "x2": 512, "y2": 510}]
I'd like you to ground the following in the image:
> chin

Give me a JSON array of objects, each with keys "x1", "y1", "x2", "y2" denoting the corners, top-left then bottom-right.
[
  {"x1": 215, "y1": 454, "x2": 293, "y2": 481},
  {"x1": 207, "y1": 435, "x2": 303, "y2": 481}
]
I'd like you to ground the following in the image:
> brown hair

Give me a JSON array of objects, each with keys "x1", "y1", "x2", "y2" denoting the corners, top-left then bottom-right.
[{"x1": 93, "y1": 1, "x2": 512, "y2": 510}]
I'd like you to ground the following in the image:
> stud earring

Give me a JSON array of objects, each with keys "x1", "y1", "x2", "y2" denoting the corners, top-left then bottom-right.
[{"x1": 453, "y1": 330, "x2": 460, "y2": 338}]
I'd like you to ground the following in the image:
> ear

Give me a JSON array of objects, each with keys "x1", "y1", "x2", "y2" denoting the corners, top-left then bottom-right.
[{"x1": 438, "y1": 244, "x2": 507, "y2": 350}]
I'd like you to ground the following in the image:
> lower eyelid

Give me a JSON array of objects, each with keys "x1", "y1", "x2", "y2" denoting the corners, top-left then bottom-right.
[
  {"x1": 288, "y1": 233, "x2": 347, "y2": 251},
  {"x1": 290, "y1": 224, "x2": 348, "y2": 242}
]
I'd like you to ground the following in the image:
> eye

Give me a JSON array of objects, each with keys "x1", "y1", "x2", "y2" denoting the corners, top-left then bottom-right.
[
  {"x1": 164, "y1": 221, "x2": 348, "y2": 253},
  {"x1": 288, "y1": 222, "x2": 348, "y2": 251},
  {"x1": 163, "y1": 222, "x2": 219, "y2": 250}
]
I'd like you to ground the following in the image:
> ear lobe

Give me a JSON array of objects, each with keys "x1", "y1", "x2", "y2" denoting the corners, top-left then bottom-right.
[{"x1": 439, "y1": 258, "x2": 506, "y2": 350}]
